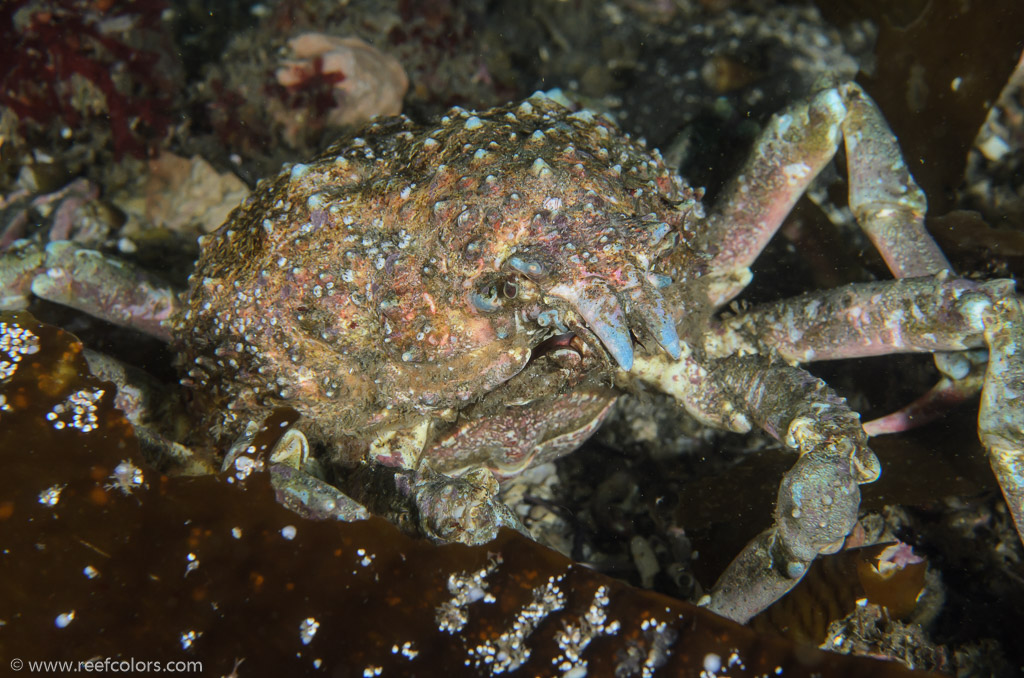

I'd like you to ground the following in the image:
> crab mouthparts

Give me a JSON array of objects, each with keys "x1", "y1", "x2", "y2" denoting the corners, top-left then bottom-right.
[{"x1": 546, "y1": 278, "x2": 681, "y2": 371}]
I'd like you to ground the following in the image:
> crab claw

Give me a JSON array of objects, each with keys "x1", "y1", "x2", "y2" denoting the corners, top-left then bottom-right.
[
  {"x1": 549, "y1": 278, "x2": 634, "y2": 370},
  {"x1": 624, "y1": 283, "x2": 682, "y2": 360},
  {"x1": 547, "y1": 273, "x2": 680, "y2": 371}
]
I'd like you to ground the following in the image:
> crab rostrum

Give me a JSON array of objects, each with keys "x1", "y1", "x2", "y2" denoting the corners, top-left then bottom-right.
[{"x1": 13, "y1": 86, "x2": 1024, "y2": 624}]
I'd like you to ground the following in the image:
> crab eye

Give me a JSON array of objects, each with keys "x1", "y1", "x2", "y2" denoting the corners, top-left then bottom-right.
[
  {"x1": 508, "y1": 256, "x2": 546, "y2": 279},
  {"x1": 471, "y1": 277, "x2": 521, "y2": 312},
  {"x1": 471, "y1": 283, "x2": 502, "y2": 312}
]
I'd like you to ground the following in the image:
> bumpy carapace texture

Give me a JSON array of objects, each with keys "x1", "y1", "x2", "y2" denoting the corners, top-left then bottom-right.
[{"x1": 175, "y1": 94, "x2": 705, "y2": 456}]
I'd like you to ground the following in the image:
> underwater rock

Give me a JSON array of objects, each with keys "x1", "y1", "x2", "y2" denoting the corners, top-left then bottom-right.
[
  {"x1": 110, "y1": 152, "x2": 251, "y2": 237},
  {"x1": 0, "y1": 0, "x2": 183, "y2": 168},
  {"x1": 275, "y1": 33, "x2": 408, "y2": 133},
  {"x1": 194, "y1": 0, "x2": 510, "y2": 174}
]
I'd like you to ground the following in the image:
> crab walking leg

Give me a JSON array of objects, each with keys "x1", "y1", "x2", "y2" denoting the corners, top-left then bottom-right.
[
  {"x1": 836, "y1": 83, "x2": 982, "y2": 430},
  {"x1": 692, "y1": 87, "x2": 848, "y2": 306},
  {"x1": 707, "y1": 276, "x2": 1010, "y2": 363},
  {"x1": 978, "y1": 295, "x2": 1024, "y2": 540},
  {"x1": 692, "y1": 82, "x2": 951, "y2": 306},
  {"x1": 861, "y1": 362, "x2": 985, "y2": 435},
  {"x1": 839, "y1": 82, "x2": 951, "y2": 279},
  {"x1": 80, "y1": 349, "x2": 215, "y2": 475},
  {"x1": 710, "y1": 277, "x2": 997, "y2": 433},
  {"x1": 29, "y1": 241, "x2": 178, "y2": 341},
  {"x1": 699, "y1": 356, "x2": 881, "y2": 624},
  {"x1": 711, "y1": 275, "x2": 1024, "y2": 545}
]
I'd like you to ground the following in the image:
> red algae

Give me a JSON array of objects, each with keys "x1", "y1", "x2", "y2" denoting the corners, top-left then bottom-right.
[{"x1": 0, "y1": 0, "x2": 183, "y2": 161}]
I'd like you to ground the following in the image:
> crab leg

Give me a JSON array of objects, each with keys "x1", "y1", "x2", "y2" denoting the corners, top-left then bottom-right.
[
  {"x1": 0, "y1": 244, "x2": 44, "y2": 309},
  {"x1": 710, "y1": 276, "x2": 1024, "y2": 545},
  {"x1": 693, "y1": 87, "x2": 848, "y2": 306},
  {"x1": 29, "y1": 241, "x2": 178, "y2": 341},
  {"x1": 834, "y1": 82, "x2": 993, "y2": 435},
  {"x1": 859, "y1": 362, "x2": 985, "y2": 435},
  {"x1": 708, "y1": 277, "x2": 1007, "y2": 363},
  {"x1": 691, "y1": 82, "x2": 950, "y2": 306},
  {"x1": 673, "y1": 81, "x2": 1024, "y2": 622},
  {"x1": 697, "y1": 356, "x2": 880, "y2": 623},
  {"x1": 709, "y1": 274, "x2": 1000, "y2": 433},
  {"x1": 631, "y1": 346, "x2": 880, "y2": 623},
  {"x1": 840, "y1": 83, "x2": 951, "y2": 278},
  {"x1": 977, "y1": 295, "x2": 1024, "y2": 540}
]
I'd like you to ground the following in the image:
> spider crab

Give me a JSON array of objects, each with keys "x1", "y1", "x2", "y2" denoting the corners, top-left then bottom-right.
[{"x1": 5, "y1": 83, "x2": 1022, "y2": 624}]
